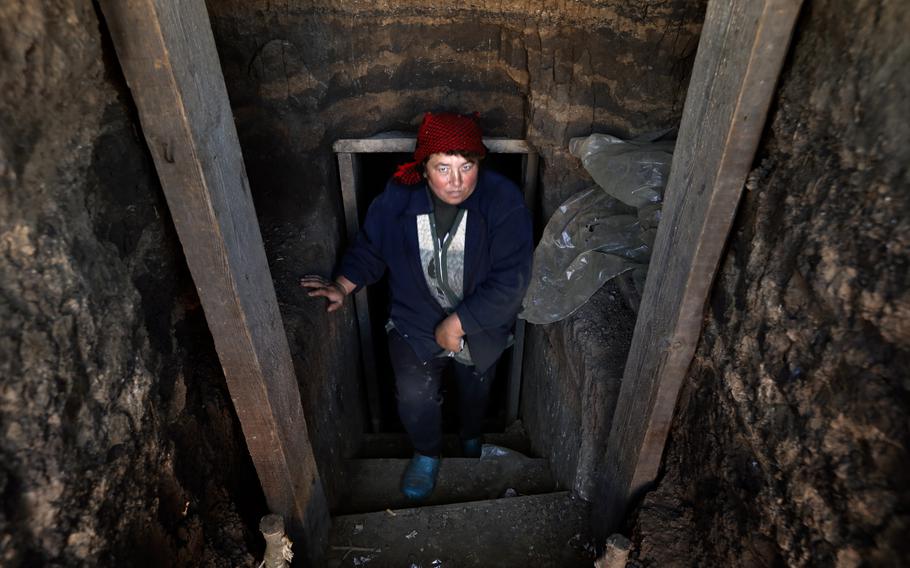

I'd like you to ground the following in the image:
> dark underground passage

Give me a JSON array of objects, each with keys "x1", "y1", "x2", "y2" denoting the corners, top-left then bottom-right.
[{"x1": 1, "y1": 0, "x2": 908, "y2": 566}]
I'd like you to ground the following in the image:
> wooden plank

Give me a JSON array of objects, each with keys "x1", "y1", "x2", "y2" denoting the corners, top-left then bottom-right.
[
  {"x1": 329, "y1": 492, "x2": 591, "y2": 567},
  {"x1": 339, "y1": 457, "x2": 555, "y2": 513},
  {"x1": 506, "y1": 150, "x2": 539, "y2": 423},
  {"x1": 333, "y1": 137, "x2": 531, "y2": 154},
  {"x1": 600, "y1": 0, "x2": 802, "y2": 530},
  {"x1": 521, "y1": 151, "x2": 540, "y2": 214},
  {"x1": 337, "y1": 153, "x2": 382, "y2": 433},
  {"x1": 507, "y1": 319, "x2": 527, "y2": 423},
  {"x1": 337, "y1": 153, "x2": 361, "y2": 244},
  {"x1": 358, "y1": 431, "x2": 533, "y2": 458},
  {"x1": 97, "y1": 0, "x2": 329, "y2": 563}
]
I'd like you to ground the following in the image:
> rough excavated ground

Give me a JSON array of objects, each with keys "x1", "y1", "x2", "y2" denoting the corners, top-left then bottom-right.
[
  {"x1": 1, "y1": 2, "x2": 263, "y2": 565},
  {"x1": 522, "y1": 281, "x2": 635, "y2": 499},
  {"x1": 631, "y1": 1, "x2": 909, "y2": 565}
]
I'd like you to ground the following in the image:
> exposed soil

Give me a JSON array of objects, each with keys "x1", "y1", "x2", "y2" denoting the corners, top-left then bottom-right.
[
  {"x1": 631, "y1": 1, "x2": 910, "y2": 565},
  {"x1": 1, "y1": 2, "x2": 263, "y2": 565},
  {"x1": 522, "y1": 281, "x2": 636, "y2": 500}
]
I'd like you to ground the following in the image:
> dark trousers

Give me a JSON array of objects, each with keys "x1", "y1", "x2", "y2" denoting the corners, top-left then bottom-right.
[{"x1": 388, "y1": 329, "x2": 494, "y2": 456}]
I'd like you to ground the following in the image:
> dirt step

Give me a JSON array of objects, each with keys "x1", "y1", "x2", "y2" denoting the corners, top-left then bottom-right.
[
  {"x1": 328, "y1": 492, "x2": 593, "y2": 567},
  {"x1": 357, "y1": 432, "x2": 532, "y2": 458},
  {"x1": 338, "y1": 456, "x2": 557, "y2": 514}
]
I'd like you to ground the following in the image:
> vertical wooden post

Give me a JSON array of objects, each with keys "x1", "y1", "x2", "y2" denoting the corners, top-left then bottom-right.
[
  {"x1": 98, "y1": 0, "x2": 329, "y2": 563},
  {"x1": 507, "y1": 150, "x2": 539, "y2": 424},
  {"x1": 599, "y1": 0, "x2": 802, "y2": 530},
  {"x1": 333, "y1": 138, "x2": 536, "y2": 429},
  {"x1": 336, "y1": 152, "x2": 382, "y2": 433}
]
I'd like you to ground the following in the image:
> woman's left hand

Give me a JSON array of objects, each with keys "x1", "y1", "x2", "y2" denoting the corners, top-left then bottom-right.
[
  {"x1": 434, "y1": 313, "x2": 465, "y2": 352},
  {"x1": 300, "y1": 274, "x2": 354, "y2": 313}
]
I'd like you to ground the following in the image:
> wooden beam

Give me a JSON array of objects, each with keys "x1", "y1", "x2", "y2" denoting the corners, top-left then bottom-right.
[
  {"x1": 600, "y1": 0, "x2": 802, "y2": 530},
  {"x1": 333, "y1": 137, "x2": 532, "y2": 154},
  {"x1": 336, "y1": 152, "x2": 382, "y2": 433},
  {"x1": 98, "y1": 0, "x2": 329, "y2": 563},
  {"x1": 507, "y1": 151, "x2": 539, "y2": 423},
  {"x1": 521, "y1": 152, "x2": 540, "y2": 225}
]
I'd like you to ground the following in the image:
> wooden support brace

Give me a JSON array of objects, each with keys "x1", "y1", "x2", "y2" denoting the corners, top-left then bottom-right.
[
  {"x1": 333, "y1": 137, "x2": 532, "y2": 154},
  {"x1": 507, "y1": 151, "x2": 539, "y2": 424},
  {"x1": 599, "y1": 0, "x2": 802, "y2": 530},
  {"x1": 98, "y1": 0, "x2": 329, "y2": 563},
  {"x1": 333, "y1": 137, "x2": 537, "y2": 428},
  {"x1": 336, "y1": 152, "x2": 382, "y2": 433}
]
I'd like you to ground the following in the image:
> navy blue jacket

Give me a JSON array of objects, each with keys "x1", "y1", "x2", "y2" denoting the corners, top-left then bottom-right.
[{"x1": 338, "y1": 168, "x2": 533, "y2": 373}]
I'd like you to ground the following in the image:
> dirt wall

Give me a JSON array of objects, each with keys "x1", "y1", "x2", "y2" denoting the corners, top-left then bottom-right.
[
  {"x1": 207, "y1": 0, "x2": 704, "y2": 215},
  {"x1": 522, "y1": 282, "x2": 635, "y2": 498},
  {"x1": 632, "y1": 1, "x2": 909, "y2": 565},
  {"x1": 1, "y1": 2, "x2": 261, "y2": 565},
  {"x1": 204, "y1": 0, "x2": 705, "y2": 495}
]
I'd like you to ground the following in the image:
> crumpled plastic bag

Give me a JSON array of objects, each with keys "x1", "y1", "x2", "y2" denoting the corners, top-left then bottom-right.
[
  {"x1": 636, "y1": 202, "x2": 663, "y2": 248},
  {"x1": 520, "y1": 133, "x2": 674, "y2": 324},
  {"x1": 519, "y1": 188, "x2": 650, "y2": 324},
  {"x1": 569, "y1": 133, "x2": 674, "y2": 209},
  {"x1": 480, "y1": 444, "x2": 529, "y2": 460}
]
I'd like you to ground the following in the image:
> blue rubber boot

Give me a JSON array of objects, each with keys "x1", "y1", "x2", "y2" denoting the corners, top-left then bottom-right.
[
  {"x1": 400, "y1": 453, "x2": 440, "y2": 500},
  {"x1": 462, "y1": 437, "x2": 482, "y2": 458}
]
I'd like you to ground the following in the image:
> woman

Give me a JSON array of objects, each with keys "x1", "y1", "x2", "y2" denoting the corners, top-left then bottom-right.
[{"x1": 301, "y1": 112, "x2": 533, "y2": 500}]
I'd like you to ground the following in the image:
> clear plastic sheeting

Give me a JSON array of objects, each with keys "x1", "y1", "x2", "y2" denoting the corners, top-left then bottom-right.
[
  {"x1": 521, "y1": 132, "x2": 674, "y2": 324},
  {"x1": 637, "y1": 202, "x2": 663, "y2": 248},
  {"x1": 568, "y1": 133, "x2": 674, "y2": 208},
  {"x1": 480, "y1": 444, "x2": 528, "y2": 460},
  {"x1": 520, "y1": 188, "x2": 650, "y2": 324}
]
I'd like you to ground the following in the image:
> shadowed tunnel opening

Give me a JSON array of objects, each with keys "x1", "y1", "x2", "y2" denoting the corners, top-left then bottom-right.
[{"x1": 356, "y1": 151, "x2": 528, "y2": 434}]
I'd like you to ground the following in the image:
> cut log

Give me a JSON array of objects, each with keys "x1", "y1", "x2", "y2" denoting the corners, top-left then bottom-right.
[
  {"x1": 599, "y1": 0, "x2": 803, "y2": 532},
  {"x1": 97, "y1": 0, "x2": 328, "y2": 563},
  {"x1": 329, "y1": 492, "x2": 592, "y2": 567},
  {"x1": 339, "y1": 456, "x2": 556, "y2": 513}
]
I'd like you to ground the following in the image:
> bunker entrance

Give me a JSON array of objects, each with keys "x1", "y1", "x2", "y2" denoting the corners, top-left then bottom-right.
[{"x1": 334, "y1": 138, "x2": 539, "y2": 434}]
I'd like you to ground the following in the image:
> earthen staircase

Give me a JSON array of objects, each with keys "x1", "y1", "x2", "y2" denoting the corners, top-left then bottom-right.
[{"x1": 326, "y1": 430, "x2": 594, "y2": 567}]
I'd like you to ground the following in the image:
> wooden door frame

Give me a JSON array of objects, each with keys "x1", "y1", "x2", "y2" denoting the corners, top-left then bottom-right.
[{"x1": 333, "y1": 137, "x2": 539, "y2": 430}]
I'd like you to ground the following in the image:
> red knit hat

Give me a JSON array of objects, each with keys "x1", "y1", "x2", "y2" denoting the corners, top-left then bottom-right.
[{"x1": 393, "y1": 112, "x2": 486, "y2": 185}]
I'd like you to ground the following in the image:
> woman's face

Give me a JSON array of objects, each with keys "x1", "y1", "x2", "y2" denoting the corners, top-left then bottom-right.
[{"x1": 424, "y1": 152, "x2": 479, "y2": 205}]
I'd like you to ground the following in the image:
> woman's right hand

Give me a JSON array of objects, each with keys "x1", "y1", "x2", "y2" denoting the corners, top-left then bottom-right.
[{"x1": 299, "y1": 275, "x2": 354, "y2": 313}]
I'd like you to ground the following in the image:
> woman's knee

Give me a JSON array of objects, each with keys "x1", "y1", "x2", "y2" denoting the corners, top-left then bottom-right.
[{"x1": 396, "y1": 381, "x2": 442, "y2": 409}]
